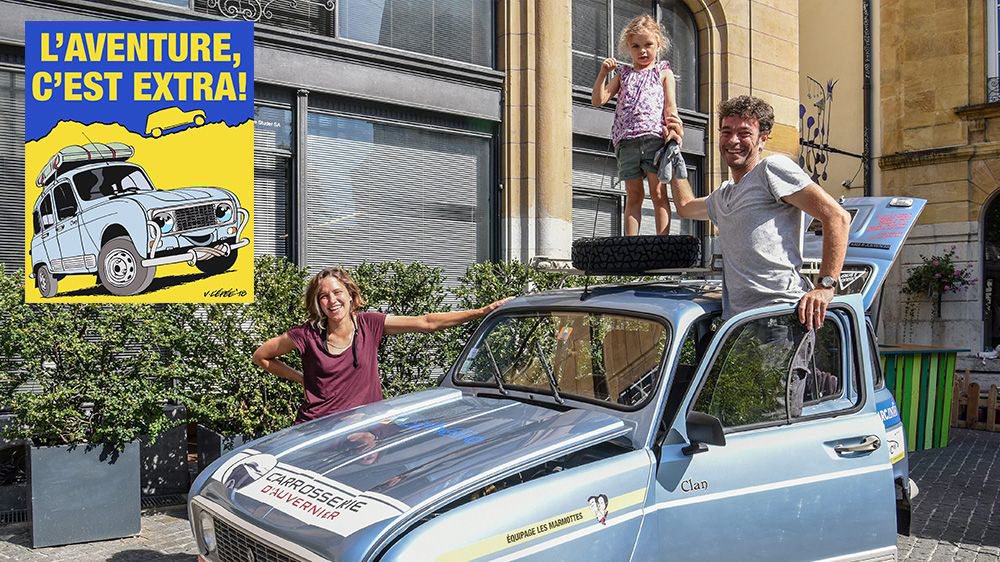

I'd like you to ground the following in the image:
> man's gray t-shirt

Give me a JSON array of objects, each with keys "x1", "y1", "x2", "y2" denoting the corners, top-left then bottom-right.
[{"x1": 706, "y1": 155, "x2": 813, "y2": 319}]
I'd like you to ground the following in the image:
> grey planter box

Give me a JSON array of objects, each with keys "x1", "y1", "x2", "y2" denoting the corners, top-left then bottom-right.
[
  {"x1": 140, "y1": 405, "x2": 189, "y2": 497},
  {"x1": 196, "y1": 425, "x2": 249, "y2": 474},
  {"x1": 29, "y1": 441, "x2": 140, "y2": 548},
  {"x1": 0, "y1": 415, "x2": 27, "y2": 513}
]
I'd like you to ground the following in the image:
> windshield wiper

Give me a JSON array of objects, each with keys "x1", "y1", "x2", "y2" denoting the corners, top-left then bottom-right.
[
  {"x1": 483, "y1": 340, "x2": 508, "y2": 395},
  {"x1": 534, "y1": 341, "x2": 565, "y2": 405}
]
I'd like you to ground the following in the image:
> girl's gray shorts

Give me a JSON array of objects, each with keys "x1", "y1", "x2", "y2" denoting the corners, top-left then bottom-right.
[{"x1": 615, "y1": 135, "x2": 665, "y2": 180}]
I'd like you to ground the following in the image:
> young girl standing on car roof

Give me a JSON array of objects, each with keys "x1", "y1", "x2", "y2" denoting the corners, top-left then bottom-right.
[
  {"x1": 591, "y1": 14, "x2": 682, "y2": 236},
  {"x1": 252, "y1": 267, "x2": 510, "y2": 424}
]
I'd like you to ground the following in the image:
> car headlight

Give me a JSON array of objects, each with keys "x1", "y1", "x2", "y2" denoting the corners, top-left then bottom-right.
[
  {"x1": 199, "y1": 511, "x2": 217, "y2": 553},
  {"x1": 152, "y1": 211, "x2": 175, "y2": 234},
  {"x1": 215, "y1": 202, "x2": 234, "y2": 224}
]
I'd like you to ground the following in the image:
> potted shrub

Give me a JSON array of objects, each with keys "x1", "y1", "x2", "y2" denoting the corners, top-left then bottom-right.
[
  {"x1": 177, "y1": 256, "x2": 306, "y2": 472},
  {"x1": 0, "y1": 272, "x2": 178, "y2": 547}
]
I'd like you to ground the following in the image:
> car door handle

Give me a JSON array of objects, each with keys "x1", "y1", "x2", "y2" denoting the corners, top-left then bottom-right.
[
  {"x1": 834, "y1": 435, "x2": 881, "y2": 455},
  {"x1": 55, "y1": 225, "x2": 64, "y2": 231}
]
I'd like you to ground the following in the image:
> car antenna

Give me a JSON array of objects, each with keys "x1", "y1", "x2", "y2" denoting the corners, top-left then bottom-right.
[{"x1": 79, "y1": 131, "x2": 107, "y2": 159}]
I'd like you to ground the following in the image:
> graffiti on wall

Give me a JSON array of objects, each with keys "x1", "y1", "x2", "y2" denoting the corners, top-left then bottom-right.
[{"x1": 798, "y1": 76, "x2": 838, "y2": 184}]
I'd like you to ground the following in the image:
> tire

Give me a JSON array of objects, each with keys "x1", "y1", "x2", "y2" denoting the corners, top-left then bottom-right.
[
  {"x1": 36, "y1": 265, "x2": 57, "y2": 298},
  {"x1": 193, "y1": 115, "x2": 205, "y2": 126},
  {"x1": 196, "y1": 249, "x2": 238, "y2": 275},
  {"x1": 98, "y1": 237, "x2": 155, "y2": 296},
  {"x1": 571, "y1": 235, "x2": 701, "y2": 274},
  {"x1": 151, "y1": 127, "x2": 162, "y2": 138}
]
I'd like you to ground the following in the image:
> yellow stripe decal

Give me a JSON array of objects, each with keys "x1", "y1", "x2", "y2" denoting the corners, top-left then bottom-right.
[{"x1": 438, "y1": 488, "x2": 647, "y2": 562}]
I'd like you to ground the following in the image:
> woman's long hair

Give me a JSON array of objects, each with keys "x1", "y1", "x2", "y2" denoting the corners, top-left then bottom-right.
[{"x1": 304, "y1": 267, "x2": 366, "y2": 331}]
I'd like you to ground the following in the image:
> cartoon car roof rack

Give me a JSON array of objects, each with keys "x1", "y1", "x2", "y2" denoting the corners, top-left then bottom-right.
[{"x1": 35, "y1": 142, "x2": 134, "y2": 188}]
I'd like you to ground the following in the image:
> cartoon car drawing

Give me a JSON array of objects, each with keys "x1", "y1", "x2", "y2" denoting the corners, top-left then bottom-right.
[
  {"x1": 29, "y1": 142, "x2": 249, "y2": 297},
  {"x1": 188, "y1": 198, "x2": 924, "y2": 561},
  {"x1": 145, "y1": 106, "x2": 207, "y2": 137}
]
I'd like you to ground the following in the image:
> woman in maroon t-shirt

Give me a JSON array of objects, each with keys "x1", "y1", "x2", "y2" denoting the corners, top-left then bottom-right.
[{"x1": 252, "y1": 267, "x2": 509, "y2": 424}]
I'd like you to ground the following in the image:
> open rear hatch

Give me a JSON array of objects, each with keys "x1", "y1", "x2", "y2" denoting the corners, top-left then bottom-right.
[{"x1": 802, "y1": 196, "x2": 926, "y2": 326}]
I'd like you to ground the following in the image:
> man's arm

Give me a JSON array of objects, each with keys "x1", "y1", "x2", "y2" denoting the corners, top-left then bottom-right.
[
  {"x1": 670, "y1": 177, "x2": 709, "y2": 220},
  {"x1": 783, "y1": 184, "x2": 852, "y2": 330}
]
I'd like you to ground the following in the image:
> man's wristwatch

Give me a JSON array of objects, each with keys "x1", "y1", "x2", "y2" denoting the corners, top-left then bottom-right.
[{"x1": 818, "y1": 275, "x2": 837, "y2": 291}]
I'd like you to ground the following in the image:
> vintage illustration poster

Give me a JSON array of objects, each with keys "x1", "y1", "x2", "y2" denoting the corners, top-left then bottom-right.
[{"x1": 24, "y1": 21, "x2": 254, "y2": 303}]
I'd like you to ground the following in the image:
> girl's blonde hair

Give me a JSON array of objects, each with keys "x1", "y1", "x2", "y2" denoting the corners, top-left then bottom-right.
[
  {"x1": 304, "y1": 267, "x2": 366, "y2": 330},
  {"x1": 617, "y1": 15, "x2": 670, "y2": 60}
]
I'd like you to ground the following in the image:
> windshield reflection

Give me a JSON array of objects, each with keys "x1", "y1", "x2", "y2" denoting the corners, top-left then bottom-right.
[
  {"x1": 73, "y1": 164, "x2": 155, "y2": 202},
  {"x1": 457, "y1": 311, "x2": 669, "y2": 409}
]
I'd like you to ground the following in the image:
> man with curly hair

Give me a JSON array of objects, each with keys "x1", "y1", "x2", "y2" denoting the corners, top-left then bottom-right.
[{"x1": 668, "y1": 95, "x2": 851, "y2": 330}]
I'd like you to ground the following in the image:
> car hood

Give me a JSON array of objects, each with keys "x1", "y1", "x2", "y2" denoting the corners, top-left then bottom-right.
[
  {"x1": 193, "y1": 388, "x2": 630, "y2": 560},
  {"x1": 126, "y1": 187, "x2": 234, "y2": 209}
]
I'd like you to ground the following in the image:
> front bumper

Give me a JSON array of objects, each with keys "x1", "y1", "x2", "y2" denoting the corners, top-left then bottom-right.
[
  {"x1": 190, "y1": 496, "x2": 326, "y2": 562},
  {"x1": 141, "y1": 237, "x2": 249, "y2": 268}
]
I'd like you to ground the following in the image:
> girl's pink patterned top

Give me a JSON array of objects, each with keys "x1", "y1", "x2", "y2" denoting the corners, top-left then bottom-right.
[{"x1": 612, "y1": 60, "x2": 670, "y2": 147}]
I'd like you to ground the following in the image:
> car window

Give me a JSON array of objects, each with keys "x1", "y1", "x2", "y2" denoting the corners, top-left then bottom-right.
[
  {"x1": 868, "y1": 327, "x2": 885, "y2": 390},
  {"x1": 54, "y1": 182, "x2": 78, "y2": 220},
  {"x1": 32, "y1": 210, "x2": 41, "y2": 236},
  {"x1": 456, "y1": 311, "x2": 669, "y2": 409},
  {"x1": 691, "y1": 312, "x2": 856, "y2": 431},
  {"x1": 39, "y1": 194, "x2": 55, "y2": 231},
  {"x1": 73, "y1": 164, "x2": 155, "y2": 201}
]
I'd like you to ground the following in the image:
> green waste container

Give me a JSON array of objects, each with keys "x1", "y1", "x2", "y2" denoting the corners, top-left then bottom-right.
[{"x1": 879, "y1": 344, "x2": 968, "y2": 452}]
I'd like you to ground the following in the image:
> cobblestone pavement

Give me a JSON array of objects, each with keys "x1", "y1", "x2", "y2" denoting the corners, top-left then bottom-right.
[
  {"x1": 0, "y1": 428, "x2": 997, "y2": 561},
  {"x1": 899, "y1": 428, "x2": 1000, "y2": 561}
]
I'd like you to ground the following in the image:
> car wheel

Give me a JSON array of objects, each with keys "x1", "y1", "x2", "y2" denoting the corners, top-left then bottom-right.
[
  {"x1": 36, "y1": 265, "x2": 57, "y2": 298},
  {"x1": 571, "y1": 235, "x2": 702, "y2": 274},
  {"x1": 194, "y1": 115, "x2": 205, "y2": 126},
  {"x1": 98, "y1": 237, "x2": 155, "y2": 296},
  {"x1": 151, "y1": 127, "x2": 162, "y2": 138},
  {"x1": 196, "y1": 248, "x2": 238, "y2": 275}
]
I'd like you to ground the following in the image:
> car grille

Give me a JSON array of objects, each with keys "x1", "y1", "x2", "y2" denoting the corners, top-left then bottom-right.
[
  {"x1": 215, "y1": 517, "x2": 299, "y2": 562},
  {"x1": 174, "y1": 203, "x2": 217, "y2": 232}
]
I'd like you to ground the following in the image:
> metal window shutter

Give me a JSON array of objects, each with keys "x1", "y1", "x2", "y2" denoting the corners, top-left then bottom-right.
[
  {"x1": 572, "y1": 151, "x2": 621, "y2": 239},
  {"x1": 0, "y1": 71, "x2": 24, "y2": 273},
  {"x1": 305, "y1": 113, "x2": 489, "y2": 290},
  {"x1": 572, "y1": 193, "x2": 620, "y2": 239},
  {"x1": 253, "y1": 151, "x2": 290, "y2": 258}
]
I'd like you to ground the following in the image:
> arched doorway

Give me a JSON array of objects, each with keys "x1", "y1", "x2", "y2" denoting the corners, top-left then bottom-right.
[{"x1": 984, "y1": 193, "x2": 1000, "y2": 349}]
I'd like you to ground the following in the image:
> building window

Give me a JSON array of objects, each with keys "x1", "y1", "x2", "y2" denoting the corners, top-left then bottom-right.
[
  {"x1": 572, "y1": 0, "x2": 651, "y2": 89},
  {"x1": 572, "y1": 151, "x2": 622, "y2": 239},
  {"x1": 254, "y1": 103, "x2": 293, "y2": 258},
  {"x1": 340, "y1": 0, "x2": 493, "y2": 67},
  {"x1": 195, "y1": 0, "x2": 493, "y2": 67},
  {"x1": 304, "y1": 111, "x2": 492, "y2": 287},
  {"x1": 989, "y1": 0, "x2": 1000, "y2": 102},
  {"x1": 0, "y1": 69, "x2": 24, "y2": 273},
  {"x1": 658, "y1": 0, "x2": 699, "y2": 111}
]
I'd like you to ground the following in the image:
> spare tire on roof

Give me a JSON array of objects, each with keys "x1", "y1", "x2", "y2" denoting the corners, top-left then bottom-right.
[{"x1": 571, "y1": 235, "x2": 701, "y2": 274}]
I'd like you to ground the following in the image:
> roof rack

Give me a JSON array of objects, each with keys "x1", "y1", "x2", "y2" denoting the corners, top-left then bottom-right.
[{"x1": 529, "y1": 256, "x2": 722, "y2": 278}]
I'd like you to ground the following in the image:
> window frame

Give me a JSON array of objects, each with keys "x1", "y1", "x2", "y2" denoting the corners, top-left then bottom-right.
[
  {"x1": 989, "y1": 0, "x2": 999, "y2": 102},
  {"x1": 687, "y1": 305, "x2": 866, "y2": 434},
  {"x1": 452, "y1": 306, "x2": 674, "y2": 413}
]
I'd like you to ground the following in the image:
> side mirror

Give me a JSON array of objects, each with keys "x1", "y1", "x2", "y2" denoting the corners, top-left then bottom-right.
[{"x1": 682, "y1": 411, "x2": 726, "y2": 456}]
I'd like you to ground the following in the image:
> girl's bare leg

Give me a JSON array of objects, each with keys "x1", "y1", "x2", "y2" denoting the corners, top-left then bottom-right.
[
  {"x1": 647, "y1": 171, "x2": 671, "y2": 235},
  {"x1": 623, "y1": 177, "x2": 645, "y2": 236}
]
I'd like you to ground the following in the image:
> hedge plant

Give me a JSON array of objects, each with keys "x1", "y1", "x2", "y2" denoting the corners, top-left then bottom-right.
[
  {"x1": 178, "y1": 255, "x2": 308, "y2": 438},
  {"x1": 0, "y1": 265, "x2": 179, "y2": 452}
]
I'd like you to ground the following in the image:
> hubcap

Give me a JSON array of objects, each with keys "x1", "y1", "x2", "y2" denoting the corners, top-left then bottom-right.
[
  {"x1": 105, "y1": 249, "x2": 137, "y2": 286},
  {"x1": 38, "y1": 270, "x2": 48, "y2": 292}
]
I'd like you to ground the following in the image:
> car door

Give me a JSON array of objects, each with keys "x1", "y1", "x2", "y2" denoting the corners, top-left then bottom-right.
[
  {"x1": 36, "y1": 193, "x2": 62, "y2": 271},
  {"x1": 51, "y1": 180, "x2": 88, "y2": 272},
  {"x1": 651, "y1": 301, "x2": 897, "y2": 561}
]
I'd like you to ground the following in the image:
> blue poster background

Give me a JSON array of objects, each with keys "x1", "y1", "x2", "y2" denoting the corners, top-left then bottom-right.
[{"x1": 25, "y1": 20, "x2": 254, "y2": 141}]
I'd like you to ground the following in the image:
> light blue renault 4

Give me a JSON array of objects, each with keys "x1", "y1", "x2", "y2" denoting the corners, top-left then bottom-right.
[{"x1": 188, "y1": 197, "x2": 921, "y2": 561}]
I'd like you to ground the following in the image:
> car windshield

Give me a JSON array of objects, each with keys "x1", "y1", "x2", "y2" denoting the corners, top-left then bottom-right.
[
  {"x1": 455, "y1": 311, "x2": 669, "y2": 409},
  {"x1": 72, "y1": 164, "x2": 155, "y2": 201}
]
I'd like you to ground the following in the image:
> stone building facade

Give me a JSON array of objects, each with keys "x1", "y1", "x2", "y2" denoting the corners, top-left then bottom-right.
[{"x1": 876, "y1": 0, "x2": 1000, "y2": 366}]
